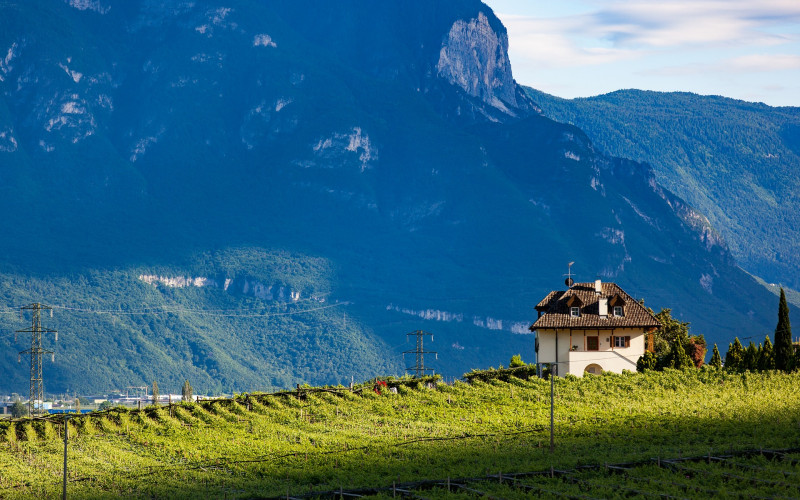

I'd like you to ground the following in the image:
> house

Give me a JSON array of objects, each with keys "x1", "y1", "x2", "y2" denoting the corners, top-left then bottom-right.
[{"x1": 530, "y1": 279, "x2": 660, "y2": 376}]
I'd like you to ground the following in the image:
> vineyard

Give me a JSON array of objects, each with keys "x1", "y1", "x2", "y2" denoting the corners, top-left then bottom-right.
[{"x1": 1, "y1": 369, "x2": 799, "y2": 498}]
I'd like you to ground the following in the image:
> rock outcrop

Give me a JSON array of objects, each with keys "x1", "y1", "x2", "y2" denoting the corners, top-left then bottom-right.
[{"x1": 437, "y1": 12, "x2": 518, "y2": 112}]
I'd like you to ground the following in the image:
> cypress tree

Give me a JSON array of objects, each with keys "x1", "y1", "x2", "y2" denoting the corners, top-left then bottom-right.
[
  {"x1": 667, "y1": 334, "x2": 694, "y2": 370},
  {"x1": 774, "y1": 288, "x2": 793, "y2": 371},
  {"x1": 709, "y1": 344, "x2": 722, "y2": 369},
  {"x1": 743, "y1": 341, "x2": 759, "y2": 371},
  {"x1": 725, "y1": 338, "x2": 744, "y2": 372},
  {"x1": 152, "y1": 380, "x2": 159, "y2": 406},
  {"x1": 181, "y1": 379, "x2": 193, "y2": 401},
  {"x1": 758, "y1": 335, "x2": 774, "y2": 371}
]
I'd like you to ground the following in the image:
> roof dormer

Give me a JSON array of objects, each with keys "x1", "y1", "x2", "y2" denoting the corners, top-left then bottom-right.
[
  {"x1": 608, "y1": 294, "x2": 626, "y2": 316},
  {"x1": 566, "y1": 295, "x2": 583, "y2": 317},
  {"x1": 566, "y1": 295, "x2": 584, "y2": 308},
  {"x1": 608, "y1": 294, "x2": 626, "y2": 307}
]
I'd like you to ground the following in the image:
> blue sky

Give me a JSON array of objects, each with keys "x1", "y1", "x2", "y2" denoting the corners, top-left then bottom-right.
[{"x1": 484, "y1": 0, "x2": 800, "y2": 107}]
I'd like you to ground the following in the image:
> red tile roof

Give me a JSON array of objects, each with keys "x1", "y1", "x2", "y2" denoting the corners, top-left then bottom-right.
[{"x1": 531, "y1": 282, "x2": 660, "y2": 330}]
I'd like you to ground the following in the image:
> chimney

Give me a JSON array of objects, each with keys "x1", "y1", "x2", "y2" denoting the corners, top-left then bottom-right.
[
  {"x1": 596, "y1": 279, "x2": 607, "y2": 316},
  {"x1": 598, "y1": 297, "x2": 608, "y2": 317}
]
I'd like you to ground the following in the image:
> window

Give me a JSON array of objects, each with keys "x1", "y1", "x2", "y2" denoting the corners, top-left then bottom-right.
[
  {"x1": 570, "y1": 307, "x2": 580, "y2": 317},
  {"x1": 613, "y1": 306, "x2": 623, "y2": 317},
  {"x1": 614, "y1": 336, "x2": 631, "y2": 348},
  {"x1": 586, "y1": 336, "x2": 599, "y2": 351}
]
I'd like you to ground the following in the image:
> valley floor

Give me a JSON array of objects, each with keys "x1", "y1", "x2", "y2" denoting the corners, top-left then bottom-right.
[{"x1": 1, "y1": 369, "x2": 799, "y2": 498}]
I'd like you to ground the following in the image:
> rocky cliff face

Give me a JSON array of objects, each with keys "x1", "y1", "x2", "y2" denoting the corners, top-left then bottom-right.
[{"x1": 437, "y1": 12, "x2": 518, "y2": 113}]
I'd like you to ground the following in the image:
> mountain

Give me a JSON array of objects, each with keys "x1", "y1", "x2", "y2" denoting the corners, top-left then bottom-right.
[
  {"x1": 0, "y1": 0, "x2": 780, "y2": 394},
  {"x1": 525, "y1": 88, "x2": 800, "y2": 293}
]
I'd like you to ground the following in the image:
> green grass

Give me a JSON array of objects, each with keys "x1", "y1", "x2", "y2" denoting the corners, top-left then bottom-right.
[{"x1": 0, "y1": 369, "x2": 799, "y2": 498}]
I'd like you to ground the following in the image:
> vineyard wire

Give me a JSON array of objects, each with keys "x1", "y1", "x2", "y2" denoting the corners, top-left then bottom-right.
[
  {"x1": 662, "y1": 459, "x2": 800, "y2": 490},
  {"x1": 98, "y1": 423, "x2": 551, "y2": 480},
  {"x1": 246, "y1": 448, "x2": 800, "y2": 500}
]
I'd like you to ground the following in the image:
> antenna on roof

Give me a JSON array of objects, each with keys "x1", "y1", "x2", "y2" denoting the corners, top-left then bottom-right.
[{"x1": 564, "y1": 262, "x2": 575, "y2": 288}]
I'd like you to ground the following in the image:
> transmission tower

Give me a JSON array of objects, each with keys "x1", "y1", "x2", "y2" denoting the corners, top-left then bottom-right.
[
  {"x1": 15, "y1": 303, "x2": 58, "y2": 417},
  {"x1": 402, "y1": 330, "x2": 437, "y2": 377}
]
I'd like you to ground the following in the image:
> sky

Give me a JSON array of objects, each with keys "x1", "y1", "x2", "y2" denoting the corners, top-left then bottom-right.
[{"x1": 484, "y1": 0, "x2": 800, "y2": 107}]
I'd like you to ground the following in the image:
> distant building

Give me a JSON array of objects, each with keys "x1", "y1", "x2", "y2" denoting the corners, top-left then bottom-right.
[
  {"x1": 530, "y1": 280, "x2": 660, "y2": 376},
  {"x1": 33, "y1": 400, "x2": 53, "y2": 410}
]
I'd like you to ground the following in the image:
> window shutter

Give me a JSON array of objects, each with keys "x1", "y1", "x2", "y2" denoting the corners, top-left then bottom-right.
[{"x1": 625, "y1": 336, "x2": 630, "y2": 348}]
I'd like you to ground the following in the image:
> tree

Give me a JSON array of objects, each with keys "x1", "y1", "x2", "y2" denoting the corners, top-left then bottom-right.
[
  {"x1": 743, "y1": 341, "x2": 759, "y2": 371},
  {"x1": 651, "y1": 308, "x2": 689, "y2": 357},
  {"x1": 725, "y1": 338, "x2": 744, "y2": 371},
  {"x1": 650, "y1": 308, "x2": 704, "y2": 369},
  {"x1": 636, "y1": 351, "x2": 657, "y2": 372},
  {"x1": 10, "y1": 401, "x2": 28, "y2": 418},
  {"x1": 774, "y1": 288, "x2": 794, "y2": 372},
  {"x1": 666, "y1": 335, "x2": 694, "y2": 370},
  {"x1": 181, "y1": 379, "x2": 193, "y2": 402},
  {"x1": 152, "y1": 380, "x2": 159, "y2": 406},
  {"x1": 98, "y1": 401, "x2": 115, "y2": 411},
  {"x1": 709, "y1": 344, "x2": 722, "y2": 369},
  {"x1": 758, "y1": 335, "x2": 774, "y2": 371},
  {"x1": 686, "y1": 335, "x2": 707, "y2": 368}
]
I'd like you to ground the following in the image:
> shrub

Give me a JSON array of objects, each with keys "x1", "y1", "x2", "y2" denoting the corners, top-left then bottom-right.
[
  {"x1": 636, "y1": 351, "x2": 657, "y2": 372},
  {"x1": 509, "y1": 354, "x2": 526, "y2": 367}
]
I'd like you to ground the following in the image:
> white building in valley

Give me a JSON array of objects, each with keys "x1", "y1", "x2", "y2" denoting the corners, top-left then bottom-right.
[{"x1": 530, "y1": 279, "x2": 660, "y2": 376}]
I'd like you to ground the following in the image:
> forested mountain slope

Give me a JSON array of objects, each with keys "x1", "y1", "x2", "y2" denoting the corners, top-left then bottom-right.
[{"x1": 526, "y1": 88, "x2": 800, "y2": 291}]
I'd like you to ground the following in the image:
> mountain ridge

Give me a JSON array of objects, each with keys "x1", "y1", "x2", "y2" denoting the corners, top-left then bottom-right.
[
  {"x1": 525, "y1": 87, "x2": 800, "y2": 292},
  {"x1": 0, "y1": 0, "x2": 781, "y2": 393}
]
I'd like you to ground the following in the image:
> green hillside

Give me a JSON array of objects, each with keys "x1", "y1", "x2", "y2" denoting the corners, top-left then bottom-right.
[
  {"x1": 525, "y1": 88, "x2": 800, "y2": 291},
  {"x1": 1, "y1": 369, "x2": 798, "y2": 498},
  {"x1": 0, "y1": 248, "x2": 401, "y2": 394}
]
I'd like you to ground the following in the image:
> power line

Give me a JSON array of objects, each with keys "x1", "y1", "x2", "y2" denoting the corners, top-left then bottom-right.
[{"x1": 0, "y1": 301, "x2": 348, "y2": 319}]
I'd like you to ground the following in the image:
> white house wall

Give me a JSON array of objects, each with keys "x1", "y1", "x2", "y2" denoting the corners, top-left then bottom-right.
[{"x1": 536, "y1": 328, "x2": 645, "y2": 376}]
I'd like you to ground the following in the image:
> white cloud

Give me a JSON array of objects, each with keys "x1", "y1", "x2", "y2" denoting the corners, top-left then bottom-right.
[
  {"x1": 726, "y1": 53, "x2": 800, "y2": 71},
  {"x1": 644, "y1": 53, "x2": 800, "y2": 77},
  {"x1": 500, "y1": 0, "x2": 800, "y2": 66},
  {"x1": 500, "y1": 15, "x2": 638, "y2": 67},
  {"x1": 583, "y1": 1, "x2": 800, "y2": 49}
]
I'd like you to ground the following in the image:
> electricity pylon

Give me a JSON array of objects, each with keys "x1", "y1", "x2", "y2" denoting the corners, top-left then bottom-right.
[
  {"x1": 15, "y1": 303, "x2": 58, "y2": 417},
  {"x1": 403, "y1": 330, "x2": 436, "y2": 377}
]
